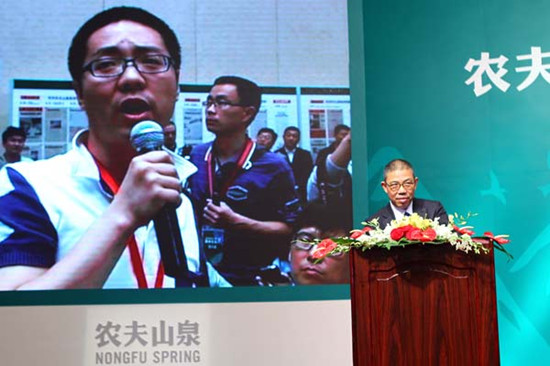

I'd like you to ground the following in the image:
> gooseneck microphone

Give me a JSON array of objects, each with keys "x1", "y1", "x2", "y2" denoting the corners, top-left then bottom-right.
[{"x1": 130, "y1": 121, "x2": 188, "y2": 278}]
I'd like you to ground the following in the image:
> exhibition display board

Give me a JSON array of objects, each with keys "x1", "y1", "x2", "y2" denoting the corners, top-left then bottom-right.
[{"x1": 10, "y1": 80, "x2": 349, "y2": 159}]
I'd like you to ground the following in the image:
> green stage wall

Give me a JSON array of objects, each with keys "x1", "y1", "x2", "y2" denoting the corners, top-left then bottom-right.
[{"x1": 349, "y1": 0, "x2": 550, "y2": 364}]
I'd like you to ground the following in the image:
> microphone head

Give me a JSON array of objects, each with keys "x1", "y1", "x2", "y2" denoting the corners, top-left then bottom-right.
[{"x1": 130, "y1": 120, "x2": 164, "y2": 153}]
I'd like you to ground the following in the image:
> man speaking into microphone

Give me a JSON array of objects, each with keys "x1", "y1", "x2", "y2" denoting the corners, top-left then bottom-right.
[{"x1": 0, "y1": 7, "x2": 229, "y2": 289}]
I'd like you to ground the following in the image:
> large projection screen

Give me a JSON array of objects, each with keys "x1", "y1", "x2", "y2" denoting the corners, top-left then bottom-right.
[{"x1": 0, "y1": 1, "x2": 354, "y2": 365}]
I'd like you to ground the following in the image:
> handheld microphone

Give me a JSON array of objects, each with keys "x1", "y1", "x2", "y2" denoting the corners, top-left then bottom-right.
[{"x1": 130, "y1": 120, "x2": 188, "y2": 278}]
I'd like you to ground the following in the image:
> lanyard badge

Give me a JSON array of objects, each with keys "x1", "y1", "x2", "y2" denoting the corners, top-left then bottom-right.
[
  {"x1": 202, "y1": 139, "x2": 255, "y2": 265},
  {"x1": 94, "y1": 157, "x2": 164, "y2": 289}
]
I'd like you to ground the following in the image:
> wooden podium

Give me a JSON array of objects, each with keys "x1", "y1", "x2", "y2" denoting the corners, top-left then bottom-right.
[{"x1": 349, "y1": 242, "x2": 500, "y2": 365}]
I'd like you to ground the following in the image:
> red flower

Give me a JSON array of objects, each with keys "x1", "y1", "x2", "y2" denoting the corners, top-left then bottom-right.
[
  {"x1": 420, "y1": 228, "x2": 437, "y2": 242},
  {"x1": 390, "y1": 225, "x2": 413, "y2": 240},
  {"x1": 350, "y1": 226, "x2": 372, "y2": 239},
  {"x1": 484, "y1": 231, "x2": 510, "y2": 244},
  {"x1": 406, "y1": 228, "x2": 423, "y2": 240},
  {"x1": 312, "y1": 238, "x2": 337, "y2": 259},
  {"x1": 390, "y1": 227, "x2": 406, "y2": 240},
  {"x1": 405, "y1": 227, "x2": 437, "y2": 242},
  {"x1": 453, "y1": 225, "x2": 475, "y2": 236}
]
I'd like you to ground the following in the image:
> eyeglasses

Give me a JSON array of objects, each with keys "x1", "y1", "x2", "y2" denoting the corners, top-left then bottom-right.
[
  {"x1": 83, "y1": 54, "x2": 173, "y2": 78},
  {"x1": 385, "y1": 180, "x2": 415, "y2": 192},
  {"x1": 291, "y1": 235, "x2": 344, "y2": 257},
  {"x1": 203, "y1": 97, "x2": 246, "y2": 109}
]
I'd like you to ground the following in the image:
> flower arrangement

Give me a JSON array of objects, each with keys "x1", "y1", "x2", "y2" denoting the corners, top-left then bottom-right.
[{"x1": 311, "y1": 212, "x2": 511, "y2": 260}]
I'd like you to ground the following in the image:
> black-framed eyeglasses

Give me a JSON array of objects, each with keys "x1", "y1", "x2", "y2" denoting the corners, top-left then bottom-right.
[
  {"x1": 203, "y1": 97, "x2": 246, "y2": 109},
  {"x1": 83, "y1": 54, "x2": 173, "y2": 78},
  {"x1": 291, "y1": 235, "x2": 344, "y2": 257},
  {"x1": 386, "y1": 179, "x2": 415, "y2": 192}
]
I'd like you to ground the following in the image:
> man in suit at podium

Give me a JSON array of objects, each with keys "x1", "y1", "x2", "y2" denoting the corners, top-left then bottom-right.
[{"x1": 368, "y1": 159, "x2": 449, "y2": 228}]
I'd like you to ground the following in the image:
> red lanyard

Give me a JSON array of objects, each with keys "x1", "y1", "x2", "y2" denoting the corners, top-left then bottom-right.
[
  {"x1": 206, "y1": 138, "x2": 255, "y2": 199},
  {"x1": 94, "y1": 158, "x2": 165, "y2": 289}
]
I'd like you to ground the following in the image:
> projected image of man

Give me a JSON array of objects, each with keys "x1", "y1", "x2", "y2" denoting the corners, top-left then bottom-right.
[
  {"x1": 188, "y1": 76, "x2": 300, "y2": 286},
  {"x1": 0, "y1": 7, "x2": 228, "y2": 289},
  {"x1": 275, "y1": 126, "x2": 313, "y2": 203},
  {"x1": 0, "y1": 127, "x2": 33, "y2": 168},
  {"x1": 289, "y1": 202, "x2": 350, "y2": 285},
  {"x1": 255, "y1": 127, "x2": 277, "y2": 151}
]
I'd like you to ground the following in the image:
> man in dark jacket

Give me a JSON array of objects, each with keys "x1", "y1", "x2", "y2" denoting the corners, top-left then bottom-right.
[
  {"x1": 368, "y1": 159, "x2": 448, "y2": 228},
  {"x1": 276, "y1": 126, "x2": 313, "y2": 203}
]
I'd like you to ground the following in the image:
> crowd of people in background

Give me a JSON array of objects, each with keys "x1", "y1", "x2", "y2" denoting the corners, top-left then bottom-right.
[{"x1": 158, "y1": 90, "x2": 354, "y2": 285}]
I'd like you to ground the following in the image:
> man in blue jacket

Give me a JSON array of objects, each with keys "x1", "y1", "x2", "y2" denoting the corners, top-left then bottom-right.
[{"x1": 188, "y1": 76, "x2": 301, "y2": 286}]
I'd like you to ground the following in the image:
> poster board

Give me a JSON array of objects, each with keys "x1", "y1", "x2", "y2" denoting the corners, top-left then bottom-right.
[
  {"x1": 299, "y1": 87, "x2": 351, "y2": 161},
  {"x1": 11, "y1": 81, "x2": 347, "y2": 159},
  {"x1": 10, "y1": 80, "x2": 85, "y2": 160}
]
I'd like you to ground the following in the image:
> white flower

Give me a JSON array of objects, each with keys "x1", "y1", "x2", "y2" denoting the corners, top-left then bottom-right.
[{"x1": 434, "y1": 224, "x2": 453, "y2": 238}]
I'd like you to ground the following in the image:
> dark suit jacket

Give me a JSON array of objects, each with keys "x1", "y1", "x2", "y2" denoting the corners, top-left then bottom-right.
[
  {"x1": 276, "y1": 147, "x2": 313, "y2": 202},
  {"x1": 314, "y1": 142, "x2": 339, "y2": 166},
  {"x1": 367, "y1": 198, "x2": 449, "y2": 229}
]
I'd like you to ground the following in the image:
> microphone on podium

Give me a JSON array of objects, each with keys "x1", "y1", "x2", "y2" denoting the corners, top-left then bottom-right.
[{"x1": 130, "y1": 120, "x2": 189, "y2": 278}]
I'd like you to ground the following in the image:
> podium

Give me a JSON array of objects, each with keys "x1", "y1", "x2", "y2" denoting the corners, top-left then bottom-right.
[{"x1": 349, "y1": 241, "x2": 500, "y2": 365}]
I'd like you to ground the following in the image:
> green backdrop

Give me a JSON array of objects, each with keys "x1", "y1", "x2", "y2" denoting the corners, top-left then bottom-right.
[{"x1": 349, "y1": 0, "x2": 550, "y2": 364}]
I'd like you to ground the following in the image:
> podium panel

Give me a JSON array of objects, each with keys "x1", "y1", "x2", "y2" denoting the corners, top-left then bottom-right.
[{"x1": 350, "y1": 243, "x2": 500, "y2": 365}]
